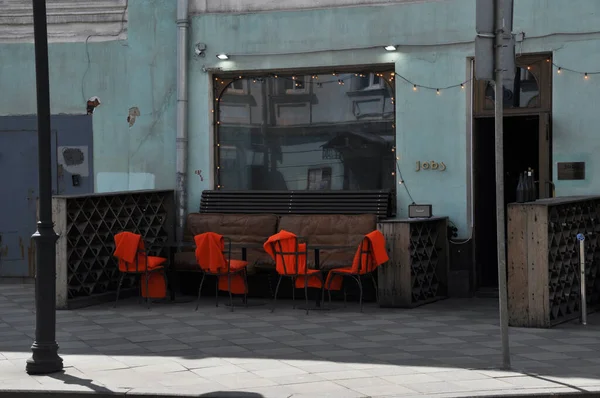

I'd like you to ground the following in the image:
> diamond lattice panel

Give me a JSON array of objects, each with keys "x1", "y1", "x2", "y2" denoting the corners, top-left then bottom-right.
[
  {"x1": 547, "y1": 199, "x2": 600, "y2": 325},
  {"x1": 65, "y1": 191, "x2": 173, "y2": 300},
  {"x1": 409, "y1": 222, "x2": 440, "y2": 304}
]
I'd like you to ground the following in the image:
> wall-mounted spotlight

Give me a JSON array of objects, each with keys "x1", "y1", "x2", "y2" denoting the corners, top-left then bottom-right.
[
  {"x1": 194, "y1": 43, "x2": 207, "y2": 57},
  {"x1": 216, "y1": 54, "x2": 229, "y2": 60},
  {"x1": 385, "y1": 45, "x2": 397, "y2": 51}
]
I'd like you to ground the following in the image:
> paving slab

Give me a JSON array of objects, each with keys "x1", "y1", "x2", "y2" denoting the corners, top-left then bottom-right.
[{"x1": 1, "y1": 284, "x2": 600, "y2": 397}]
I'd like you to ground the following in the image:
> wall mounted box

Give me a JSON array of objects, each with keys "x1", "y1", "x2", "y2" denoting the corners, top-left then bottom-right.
[{"x1": 409, "y1": 204, "x2": 432, "y2": 218}]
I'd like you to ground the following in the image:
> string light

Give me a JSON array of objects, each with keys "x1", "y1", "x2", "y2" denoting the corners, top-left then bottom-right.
[
  {"x1": 436, "y1": 89, "x2": 440, "y2": 95},
  {"x1": 551, "y1": 61, "x2": 599, "y2": 79}
]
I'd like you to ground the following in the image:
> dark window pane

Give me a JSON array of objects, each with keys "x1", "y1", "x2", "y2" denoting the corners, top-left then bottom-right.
[
  {"x1": 484, "y1": 66, "x2": 540, "y2": 109},
  {"x1": 217, "y1": 72, "x2": 396, "y2": 192}
]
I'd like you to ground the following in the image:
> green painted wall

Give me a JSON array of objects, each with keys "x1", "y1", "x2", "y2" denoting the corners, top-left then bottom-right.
[
  {"x1": 188, "y1": 0, "x2": 600, "y2": 237},
  {"x1": 2, "y1": 0, "x2": 600, "y2": 238},
  {"x1": 0, "y1": 0, "x2": 177, "y2": 193}
]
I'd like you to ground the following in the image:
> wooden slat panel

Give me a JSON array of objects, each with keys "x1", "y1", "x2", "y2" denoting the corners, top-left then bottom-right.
[
  {"x1": 200, "y1": 190, "x2": 393, "y2": 218},
  {"x1": 507, "y1": 204, "x2": 530, "y2": 326}
]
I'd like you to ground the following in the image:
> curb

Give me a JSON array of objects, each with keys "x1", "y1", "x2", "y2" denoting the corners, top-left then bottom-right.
[
  {"x1": 0, "y1": 392, "x2": 265, "y2": 398},
  {"x1": 0, "y1": 391, "x2": 597, "y2": 398}
]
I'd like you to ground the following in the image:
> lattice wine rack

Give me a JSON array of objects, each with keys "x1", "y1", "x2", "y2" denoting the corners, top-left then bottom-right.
[
  {"x1": 410, "y1": 222, "x2": 442, "y2": 303},
  {"x1": 53, "y1": 190, "x2": 174, "y2": 308},
  {"x1": 547, "y1": 200, "x2": 600, "y2": 324},
  {"x1": 508, "y1": 197, "x2": 600, "y2": 327},
  {"x1": 377, "y1": 217, "x2": 449, "y2": 308}
]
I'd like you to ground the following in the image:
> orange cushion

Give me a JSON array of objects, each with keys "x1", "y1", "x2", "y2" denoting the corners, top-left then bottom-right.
[
  {"x1": 328, "y1": 267, "x2": 354, "y2": 275},
  {"x1": 141, "y1": 272, "x2": 167, "y2": 299},
  {"x1": 228, "y1": 259, "x2": 248, "y2": 271},
  {"x1": 147, "y1": 256, "x2": 167, "y2": 270}
]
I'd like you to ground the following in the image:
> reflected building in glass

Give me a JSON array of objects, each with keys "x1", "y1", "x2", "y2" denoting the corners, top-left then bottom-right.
[{"x1": 215, "y1": 72, "x2": 396, "y2": 195}]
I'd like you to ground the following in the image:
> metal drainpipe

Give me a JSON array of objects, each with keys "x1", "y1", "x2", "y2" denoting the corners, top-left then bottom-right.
[{"x1": 176, "y1": 0, "x2": 189, "y2": 242}]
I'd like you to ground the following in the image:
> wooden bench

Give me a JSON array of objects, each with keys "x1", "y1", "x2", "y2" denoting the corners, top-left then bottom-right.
[{"x1": 172, "y1": 190, "x2": 392, "y2": 299}]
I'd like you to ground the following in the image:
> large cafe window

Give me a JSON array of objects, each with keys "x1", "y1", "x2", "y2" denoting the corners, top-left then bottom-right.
[{"x1": 214, "y1": 70, "x2": 396, "y2": 194}]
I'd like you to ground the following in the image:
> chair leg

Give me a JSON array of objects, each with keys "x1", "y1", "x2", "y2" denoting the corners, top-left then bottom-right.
[
  {"x1": 292, "y1": 278, "x2": 296, "y2": 309},
  {"x1": 304, "y1": 276, "x2": 309, "y2": 315},
  {"x1": 114, "y1": 273, "x2": 125, "y2": 308},
  {"x1": 319, "y1": 277, "x2": 325, "y2": 308},
  {"x1": 343, "y1": 284, "x2": 347, "y2": 308},
  {"x1": 271, "y1": 275, "x2": 283, "y2": 313},
  {"x1": 243, "y1": 271, "x2": 249, "y2": 308},
  {"x1": 145, "y1": 272, "x2": 150, "y2": 309},
  {"x1": 371, "y1": 273, "x2": 378, "y2": 305},
  {"x1": 137, "y1": 275, "x2": 142, "y2": 304},
  {"x1": 267, "y1": 272, "x2": 274, "y2": 299},
  {"x1": 195, "y1": 273, "x2": 206, "y2": 311},
  {"x1": 325, "y1": 273, "x2": 332, "y2": 308},
  {"x1": 227, "y1": 275, "x2": 234, "y2": 312},
  {"x1": 356, "y1": 276, "x2": 364, "y2": 313},
  {"x1": 215, "y1": 277, "x2": 219, "y2": 307},
  {"x1": 162, "y1": 270, "x2": 170, "y2": 304}
]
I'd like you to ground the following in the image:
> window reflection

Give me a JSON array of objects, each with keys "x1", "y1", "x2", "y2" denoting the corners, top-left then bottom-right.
[
  {"x1": 216, "y1": 72, "x2": 396, "y2": 192},
  {"x1": 484, "y1": 66, "x2": 540, "y2": 109}
]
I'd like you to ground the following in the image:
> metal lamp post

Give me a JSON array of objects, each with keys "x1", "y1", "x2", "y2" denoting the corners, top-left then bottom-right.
[{"x1": 26, "y1": 0, "x2": 63, "y2": 375}]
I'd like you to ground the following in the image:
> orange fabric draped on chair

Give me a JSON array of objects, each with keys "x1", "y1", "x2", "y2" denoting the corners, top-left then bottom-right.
[
  {"x1": 263, "y1": 230, "x2": 323, "y2": 289},
  {"x1": 113, "y1": 231, "x2": 167, "y2": 305},
  {"x1": 325, "y1": 230, "x2": 388, "y2": 290},
  {"x1": 194, "y1": 232, "x2": 248, "y2": 295}
]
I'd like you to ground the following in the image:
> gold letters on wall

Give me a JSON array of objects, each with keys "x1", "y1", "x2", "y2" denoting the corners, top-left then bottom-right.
[{"x1": 416, "y1": 161, "x2": 446, "y2": 172}]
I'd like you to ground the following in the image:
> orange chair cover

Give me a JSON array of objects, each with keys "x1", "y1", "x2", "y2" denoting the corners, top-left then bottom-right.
[
  {"x1": 141, "y1": 273, "x2": 167, "y2": 299},
  {"x1": 194, "y1": 232, "x2": 248, "y2": 294},
  {"x1": 263, "y1": 230, "x2": 339, "y2": 289},
  {"x1": 325, "y1": 230, "x2": 389, "y2": 291},
  {"x1": 113, "y1": 231, "x2": 167, "y2": 298}
]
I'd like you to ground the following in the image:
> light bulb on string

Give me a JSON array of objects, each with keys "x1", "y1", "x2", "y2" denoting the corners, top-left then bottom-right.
[
  {"x1": 460, "y1": 83, "x2": 465, "y2": 89},
  {"x1": 585, "y1": 73, "x2": 589, "y2": 79},
  {"x1": 436, "y1": 89, "x2": 440, "y2": 95},
  {"x1": 413, "y1": 85, "x2": 418, "y2": 91},
  {"x1": 557, "y1": 67, "x2": 561, "y2": 74}
]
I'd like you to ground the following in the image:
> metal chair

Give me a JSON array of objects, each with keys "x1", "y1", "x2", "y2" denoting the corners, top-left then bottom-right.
[
  {"x1": 113, "y1": 232, "x2": 167, "y2": 309},
  {"x1": 325, "y1": 237, "x2": 377, "y2": 312},
  {"x1": 269, "y1": 236, "x2": 324, "y2": 315},
  {"x1": 195, "y1": 234, "x2": 249, "y2": 312}
]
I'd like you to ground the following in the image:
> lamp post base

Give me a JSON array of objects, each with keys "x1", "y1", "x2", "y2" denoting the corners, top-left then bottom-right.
[{"x1": 25, "y1": 342, "x2": 63, "y2": 375}]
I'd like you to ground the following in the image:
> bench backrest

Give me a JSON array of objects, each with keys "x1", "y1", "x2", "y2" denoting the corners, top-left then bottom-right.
[{"x1": 200, "y1": 190, "x2": 393, "y2": 219}]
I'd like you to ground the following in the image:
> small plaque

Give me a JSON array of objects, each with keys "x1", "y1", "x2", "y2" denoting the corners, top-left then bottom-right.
[{"x1": 557, "y1": 162, "x2": 585, "y2": 180}]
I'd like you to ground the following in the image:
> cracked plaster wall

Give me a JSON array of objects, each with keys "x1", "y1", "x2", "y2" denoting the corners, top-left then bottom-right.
[
  {"x1": 188, "y1": 0, "x2": 600, "y2": 234},
  {"x1": 0, "y1": 0, "x2": 177, "y2": 193},
  {"x1": 1, "y1": 0, "x2": 600, "y2": 230}
]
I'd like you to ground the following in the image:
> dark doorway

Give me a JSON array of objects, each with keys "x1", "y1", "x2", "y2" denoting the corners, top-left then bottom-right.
[{"x1": 473, "y1": 115, "x2": 541, "y2": 288}]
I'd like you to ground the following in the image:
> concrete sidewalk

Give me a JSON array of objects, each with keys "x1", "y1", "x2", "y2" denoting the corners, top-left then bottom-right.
[{"x1": 2, "y1": 284, "x2": 600, "y2": 398}]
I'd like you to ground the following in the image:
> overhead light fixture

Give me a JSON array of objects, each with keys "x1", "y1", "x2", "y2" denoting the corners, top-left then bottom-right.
[
  {"x1": 385, "y1": 45, "x2": 397, "y2": 51},
  {"x1": 216, "y1": 54, "x2": 229, "y2": 60}
]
